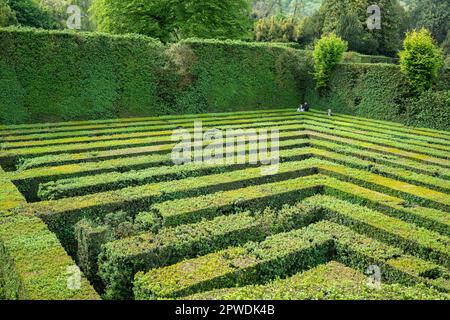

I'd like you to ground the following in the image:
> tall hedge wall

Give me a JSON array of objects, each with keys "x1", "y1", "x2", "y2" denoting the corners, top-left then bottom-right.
[
  {"x1": 0, "y1": 27, "x2": 448, "y2": 130},
  {"x1": 306, "y1": 63, "x2": 449, "y2": 131},
  {"x1": 0, "y1": 28, "x2": 311, "y2": 124},
  {"x1": 0, "y1": 28, "x2": 168, "y2": 124},
  {"x1": 170, "y1": 39, "x2": 312, "y2": 114}
]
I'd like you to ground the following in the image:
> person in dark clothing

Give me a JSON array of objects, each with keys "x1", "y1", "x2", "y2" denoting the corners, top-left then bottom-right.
[
  {"x1": 303, "y1": 102, "x2": 310, "y2": 112},
  {"x1": 297, "y1": 102, "x2": 310, "y2": 112}
]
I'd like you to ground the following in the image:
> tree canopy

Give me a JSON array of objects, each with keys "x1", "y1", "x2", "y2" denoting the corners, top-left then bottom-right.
[
  {"x1": 90, "y1": 0, "x2": 252, "y2": 42},
  {"x1": 0, "y1": 0, "x2": 17, "y2": 27},
  {"x1": 399, "y1": 28, "x2": 444, "y2": 92},
  {"x1": 6, "y1": 0, "x2": 58, "y2": 29},
  {"x1": 409, "y1": 0, "x2": 449, "y2": 45}
]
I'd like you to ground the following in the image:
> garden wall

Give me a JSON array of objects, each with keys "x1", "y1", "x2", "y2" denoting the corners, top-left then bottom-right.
[
  {"x1": 0, "y1": 28, "x2": 166, "y2": 124},
  {"x1": 306, "y1": 63, "x2": 449, "y2": 131},
  {"x1": 0, "y1": 28, "x2": 311, "y2": 124},
  {"x1": 0, "y1": 28, "x2": 448, "y2": 130}
]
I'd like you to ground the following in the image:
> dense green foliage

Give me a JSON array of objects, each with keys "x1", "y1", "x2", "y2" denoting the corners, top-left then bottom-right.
[
  {"x1": 0, "y1": 28, "x2": 310, "y2": 124},
  {"x1": 313, "y1": 33, "x2": 347, "y2": 89},
  {"x1": 254, "y1": 16, "x2": 300, "y2": 42},
  {"x1": 409, "y1": 0, "x2": 449, "y2": 45},
  {"x1": 0, "y1": 0, "x2": 16, "y2": 27},
  {"x1": 170, "y1": 38, "x2": 311, "y2": 114},
  {"x1": 0, "y1": 28, "x2": 166, "y2": 124},
  {"x1": 399, "y1": 29, "x2": 444, "y2": 92},
  {"x1": 1, "y1": 27, "x2": 448, "y2": 129},
  {"x1": 7, "y1": 0, "x2": 58, "y2": 29},
  {"x1": 317, "y1": 0, "x2": 406, "y2": 56},
  {"x1": 306, "y1": 62, "x2": 449, "y2": 131},
  {"x1": 90, "y1": 0, "x2": 252, "y2": 42},
  {"x1": 405, "y1": 90, "x2": 450, "y2": 130}
]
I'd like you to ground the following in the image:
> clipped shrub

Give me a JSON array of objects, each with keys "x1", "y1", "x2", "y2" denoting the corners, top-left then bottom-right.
[
  {"x1": 174, "y1": 38, "x2": 312, "y2": 114},
  {"x1": 399, "y1": 28, "x2": 444, "y2": 93},
  {"x1": 313, "y1": 33, "x2": 348, "y2": 89}
]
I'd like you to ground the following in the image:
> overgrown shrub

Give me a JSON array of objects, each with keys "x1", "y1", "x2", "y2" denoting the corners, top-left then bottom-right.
[
  {"x1": 399, "y1": 29, "x2": 444, "y2": 93},
  {"x1": 313, "y1": 33, "x2": 347, "y2": 89}
]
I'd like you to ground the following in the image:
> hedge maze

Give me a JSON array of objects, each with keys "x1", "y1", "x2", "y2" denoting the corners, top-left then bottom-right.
[{"x1": 0, "y1": 109, "x2": 449, "y2": 300}]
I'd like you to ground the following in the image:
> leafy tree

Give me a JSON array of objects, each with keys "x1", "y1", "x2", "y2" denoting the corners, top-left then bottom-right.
[
  {"x1": 313, "y1": 33, "x2": 347, "y2": 89},
  {"x1": 334, "y1": 9, "x2": 366, "y2": 53},
  {"x1": 318, "y1": 0, "x2": 406, "y2": 56},
  {"x1": 399, "y1": 28, "x2": 444, "y2": 92},
  {"x1": 409, "y1": 0, "x2": 449, "y2": 45},
  {"x1": 295, "y1": 9, "x2": 324, "y2": 47},
  {"x1": 91, "y1": 0, "x2": 251, "y2": 42},
  {"x1": 254, "y1": 16, "x2": 299, "y2": 42},
  {"x1": 0, "y1": 0, "x2": 17, "y2": 26},
  {"x1": 176, "y1": 0, "x2": 252, "y2": 39},
  {"x1": 7, "y1": 0, "x2": 58, "y2": 29}
]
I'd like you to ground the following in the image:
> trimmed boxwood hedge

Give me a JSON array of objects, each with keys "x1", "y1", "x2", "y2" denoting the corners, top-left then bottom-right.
[
  {"x1": 186, "y1": 261, "x2": 449, "y2": 300},
  {"x1": 99, "y1": 203, "x2": 321, "y2": 300},
  {"x1": 133, "y1": 225, "x2": 334, "y2": 300},
  {"x1": 0, "y1": 214, "x2": 99, "y2": 300}
]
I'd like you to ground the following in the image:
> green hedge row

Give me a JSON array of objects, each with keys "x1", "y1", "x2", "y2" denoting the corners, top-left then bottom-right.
[
  {"x1": 99, "y1": 203, "x2": 320, "y2": 300},
  {"x1": 133, "y1": 225, "x2": 334, "y2": 300},
  {"x1": 0, "y1": 214, "x2": 99, "y2": 299},
  {"x1": 314, "y1": 222, "x2": 450, "y2": 292},
  {"x1": 304, "y1": 196, "x2": 450, "y2": 268},
  {"x1": 134, "y1": 220, "x2": 449, "y2": 300},
  {"x1": 0, "y1": 28, "x2": 311, "y2": 125},
  {"x1": 0, "y1": 28, "x2": 165, "y2": 124},
  {"x1": 1, "y1": 28, "x2": 447, "y2": 130},
  {"x1": 306, "y1": 63, "x2": 449, "y2": 131},
  {"x1": 187, "y1": 261, "x2": 449, "y2": 300},
  {"x1": 343, "y1": 52, "x2": 398, "y2": 64}
]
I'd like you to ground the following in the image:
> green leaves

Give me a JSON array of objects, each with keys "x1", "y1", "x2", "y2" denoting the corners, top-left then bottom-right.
[
  {"x1": 90, "y1": 0, "x2": 251, "y2": 42},
  {"x1": 0, "y1": 0, "x2": 17, "y2": 27},
  {"x1": 313, "y1": 33, "x2": 347, "y2": 89},
  {"x1": 6, "y1": 0, "x2": 58, "y2": 29},
  {"x1": 399, "y1": 28, "x2": 444, "y2": 93}
]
